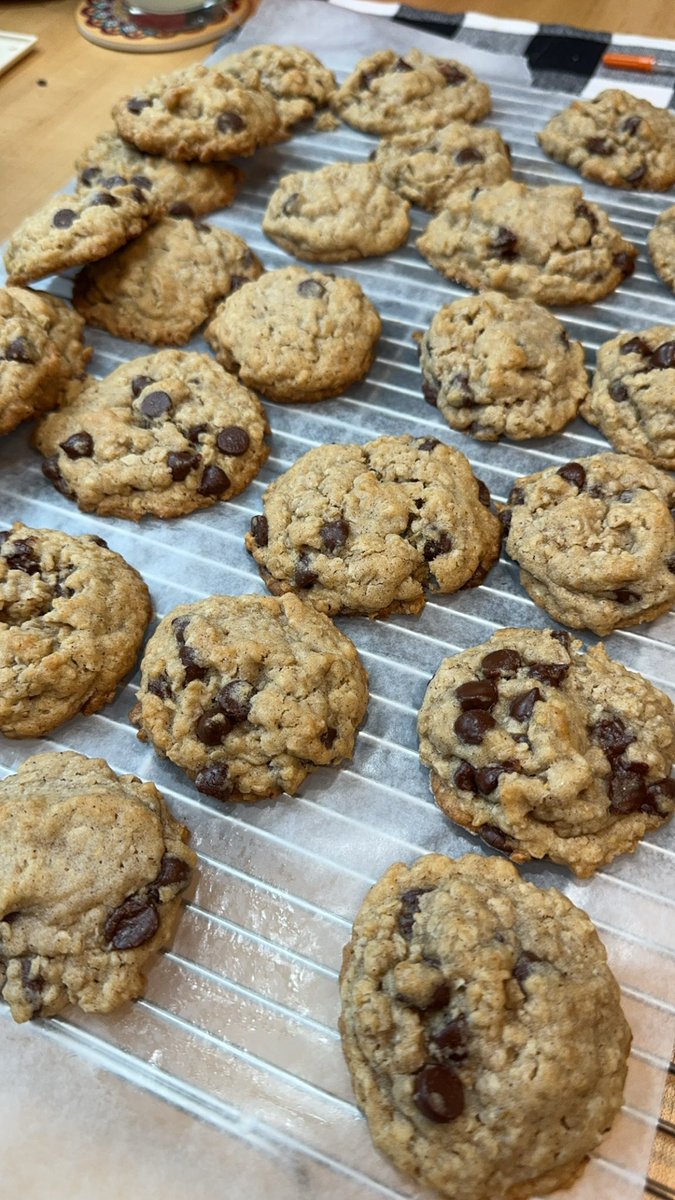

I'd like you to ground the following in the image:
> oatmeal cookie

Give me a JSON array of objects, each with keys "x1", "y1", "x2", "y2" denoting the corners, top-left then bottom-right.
[
  {"x1": 220, "y1": 43, "x2": 336, "y2": 130},
  {"x1": 374, "y1": 121, "x2": 511, "y2": 211}
]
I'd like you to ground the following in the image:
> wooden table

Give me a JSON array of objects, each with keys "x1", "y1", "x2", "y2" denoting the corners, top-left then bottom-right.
[{"x1": 0, "y1": 2, "x2": 673, "y2": 1196}]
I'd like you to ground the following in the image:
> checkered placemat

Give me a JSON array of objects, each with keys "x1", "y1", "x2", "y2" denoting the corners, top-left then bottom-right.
[{"x1": 322, "y1": 2, "x2": 675, "y2": 105}]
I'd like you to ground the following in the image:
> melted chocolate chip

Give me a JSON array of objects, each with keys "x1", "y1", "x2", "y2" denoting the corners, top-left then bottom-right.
[
  {"x1": 477, "y1": 480, "x2": 491, "y2": 508},
  {"x1": 167, "y1": 450, "x2": 201, "y2": 481},
  {"x1": 475, "y1": 761, "x2": 520, "y2": 795},
  {"x1": 398, "y1": 887, "x2": 433, "y2": 939},
  {"x1": 198, "y1": 465, "x2": 230, "y2": 496},
  {"x1": 217, "y1": 111, "x2": 246, "y2": 133},
  {"x1": 528, "y1": 661, "x2": 569, "y2": 687},
  {"x1": 620, "y1": 336, "x2": 649, "y2": 356},
  {"x1": 250, "y1": 515, "x2": 268, "y2": 547},
  {"x1": 360, "y1": 66, "x2": 385, "y2": 90},
  {"x1": 509, "y1": 485, "x2": 525, "y2": 507},
  {"x1": 41, "y1": 456, "x2": 72, "y2": 496},
  {"x1": 187, "y1": 423, "x2": 208, "y2": 443},
  {"x1": 609, "y1": 381, "x2": 629, "y2": 403},
  {"x1": 90, "y1": 191, "x2": 121, "y2": 208},
  {"x1": 140, "y1": 390, "x2": 171, "y2": 419},
  {"x1": 168, "y1": 201, "x2": 195, "y2": 218},
  {"x1": 195, "y1": 762, "x2": 232, "y2": 800},
  {"x1": 586, "y1": 137, "x2": 613, "y2": 156},
  {"x1": 195, "y1": 709, "x2": 233, "y2": 745},
  {"x1": 127, "y1": 97, "x2": 152, "y2": 114},
  {"x1": 60, "y1": 431, "x2": 94, "y2": 459},
  {"x1": 148, "y1": 672, "x2": 172, "y2": 701},
  {"x1": 455, "y1": 146, "x2": 484, "y2": 165},
  {"x1": 609, "y1": 763, "x2": 649, "y2": 813},
  {"x1": 613, "y1": 588, "x2": 640, "y2": 605},
  {"x1": 614, "y1": 250, "x2": 636, "y2": 277},
  {"x1": 297, "y1": 278, "x2": 325, "y2": 299},
  {"x1": 320, "y1": 519, "x2": 349, "y2": 550},
  {"x1": 622, "y1": 115, "x2": 642, "y2": 135},
  {"x1": 480, "y1": 824, "x2": 517, "y2": 852},
  {"x1": 650, "y1": 341, "x2": 675, "y2": 369},
  {"x1": 215, "y1": 680, "x2": 253, "y2": 722},
  {"x1": 216, "y1": 426, "x2": 250, "y2": 456},
  {"x1": 397, "y1": 980, "x2": 451, "y2": 1013},
  {"x1": 509, "y1": 688, "x2": 542, "y2": 722},
  {"x1": 320, "y1": 726, "x2": 337, "y2": 749},
  {"x1": 393, "y1": 56, "x2": 414, "y2": 72},
  {"x1": 645, "y1": 776, "x2": 675, "y2": 811},
  {"x1": 438, "y1": 62, "x2": 467, "y2": 85},
  {"x1": 5, "y1": 539, "x2": 40, "y2": 575},
  {"x1": 513, "y1": 950, "x2": 542, "y2": 984},
  {"x1": 172, "y1": 615, "x2": 189, "y2": 644},
  {"x1": 432, "y1": 1014, "x2": 468, "y2": 1063},
  {"x1": 179, "y1": 643, "x2": 208, "y2": 683},
  {"x1": 155, "y1": 854, "x2": 191, "y2": 888},
  {"x1": 454, "y1": 761, "x2": 477, "y2": 792},
  {"x1": 557, "y1": 462, "x2": 586, "y2": 489},
  {"x1": 423, "y1": 533, "x2": 453, "y2": 561},
  {"x1": 481, "y1": 648, "x2": 521, "y2": 679},
  {"x1": 131, "y1": 374, "x2": 154, "y2": 397},
  {"x1": 414, "y1": 1064, "x2": 464, "y2": 1123},
  {"x1": 132, "y1": 174, "x2": 153, "y2": 190},
  {"x1": 418, "y1": 439, "x2": 439, "y2": 454},
  {"x1": 80, "y1": 166, "x2": 101, "y2": 186},
  {"x1": 89, "y1": 535, "x2": 108, "y2": 548},
  {"x1": 592, "y1": 716, "x2": 634, "y2": 760},
  {"x1": 456, "y1": 680, "x2": 498, "y2": 711},
  {"x1": 5, "y1": 337, "x2": 35, "y2": 363},
  {"x1": 53, "y1": 208, "x2": 76, "y2": 229},
  {"x1": 574, "y1": 202, "x2": 598, "y2": 233},
  {"x1": 422, "y1": 377, "x2": 439, "y2": 406},
  {"x1": 282, "y1": 192, "x2": 299, "y2": 217},
  {"x1": 454, "y1": 709, "x2": 495, "y2": 744},
  {"x1": 295, "y1": 554, "x2": 318, "y2": 588},
  {"x1": 491, "y1": 226, "x2": 518, "y2": 261},
  {"x1": 624, "y1": 164, "x2": 646, "y2": 184},
  {"x1": 104, "y1": 896, "x2": 159, "y2": 950}
]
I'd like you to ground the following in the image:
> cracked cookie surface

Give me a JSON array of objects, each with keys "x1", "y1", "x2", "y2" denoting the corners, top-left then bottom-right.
[
  {"x1": 374, "y1": 121, "x2": 511, "y2": 211},
  {"x1": 538, "y1": 89, "x2": 675, "y2": 191},
  {"x1": 220, "y1": 43, "x2": 336, "y2": 130},
  {"x1": 73, "y1": 216, "x2": 263, "y2": 346},
  {"x1": 502, "y1": 453, "x2": 675, "y2": 634},
  {"x1": 34, "y1": 350, "x2": 269, "y2": 520},
  {"x1": 262, "y1": 161, "x2": 410, "y2": 262},
  {"x1": 245, "y1": 435, "x2": 501, "y2": 618},
  {"x1": 417, "y1": 181, "x2": 637, "y2": 306},
  {"x1": 0, "y1": 523, "x2": 151, "y2": 737},
  {"x1": 340, "y1": 852, "x2": 631, "y2": 1199},
  {"x1": 205, "y1": 266, "x2": 381, "y2": 403},
  {"x1": 332, "y1": 49, "x2": 491, "y2": 134},
  {"x1": 417, "y1": 291, "x2": 588, "y2": 441},
  {"x1": 418, "y1": 628, "x2": 675, "y2": 876},
  {"x1": 581, "y1": 325, "x2": 675, "y2": 470},
  {"x1": 130, "y1": 592, "x2": 369, "y2": 803},
  {"x1": 0, "y1": 750, "x2": 195, "y2": 1023}
]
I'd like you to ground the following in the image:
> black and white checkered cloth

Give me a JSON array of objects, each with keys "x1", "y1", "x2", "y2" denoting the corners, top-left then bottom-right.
[{"x1": 322, "y1": 2, "x2": 675, "y2": 105}]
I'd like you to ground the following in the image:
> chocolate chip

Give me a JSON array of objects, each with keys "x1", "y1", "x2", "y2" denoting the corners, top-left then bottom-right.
[
  {"x1": 179, "y1": 643, "x2": 207, "y2": 683},
  {"x1": 320, "y1": 726, "x2": 337, "y2": 749},
  {"x1": 477, "y1": 480, "x2": 491, "y2": 508},
  {"x1": 41, "y1": 456, "x2": 71, "y2": 496},
  {"x1": 456, "y1": 680, "x2": 497, "y2": 711},
  {"x1": 217, "y1": 111, "x2": 246, "y2": 132},
  {"x1": 60, "y1": 431, "x2": 94, "y2": 459},
  {"x1": 5, "y1": 539, "x2": 40, "y2": 575},
  {"x1": 500, "y1": 509, "x2": 512, "y2": 535},
  {"x1": 481, "y1": 648, "x2": 521, "y2": 679},
  {"x1": 423, "y1": 533, "x2": 453, "y2": 561},
  {"x1": 586, "y1": 137, "x2": 613, "y2": 155},
  {"x1": 621, "y1": 336, "x2": 649, "y2": 356},
  {"x1": 393, "y1": 56, "x2": 414, "y2": 72},
  {"x1": 104, "y1": 896, "x2": 159, "y2": 950},
  {"x1": 509, "y1": 688, "x2": 542, "y2": 722},
  {"x1": 89, "y1": 535, "x2": 108, "y2": 548},
  {"x1": 198, "y1": 465, "x2": 230, "y2": 496},
  {"x1": 645, "y1": 776, "x2": 675, "y2": 811},
  {"x1": 195, "y1": 763, "x2": 232, "y2": 799},
  {"x1": 414, "y1": 1064, "x2": 464, "y2": 1123},
  {"x1": 613, "y1": 588, "x2": 640, "y2": 605},
  {"x1": 491, "y1": 226, "x2": 518, "y2": 261},
  {"x1": 90, "y1": 191, "x2": 121, "y2": 208},
  {"x1": 454, "y1": 709, "x2": 495, "y2": 744},
  {"x1": 155, "y1": 854, "x2": 191, "y2": 888},
  {"x1": 609, "y1": 763, "x2": 649, "y2": 813},
  {"x1": 622, "y1": 115, "x2": 642, "y2": 135},
  {"x1": 419, "y1": 438, "x2": 439, "y2": 452},
  {"x1": 614, "y1": 250, "x2": 636, "y2": 277},
  {"x1": 320, "y1": 519, "x2": 349, "y2": 550},
  {"x1": 624, "y1": 164, "x2": 646, "y2": 184},
  {"x1": 140, "y1": 390, "x2": 172, "y2": 419},
  {"x1": 100, "y1": 174, "x2": 129, "y2": 189},
  {"x1": 295, "y1": 554, "x2": 318, "y2": 588},
  {"x1": 475, "y1": 761, "x2": 520, "y2": 795},
  {"x1": 360, "y1": 66, "x2": 385, "y2": 89},
  {"x1": 513, "y1": 950, "x2": 542, "y2": 984},
  {"x1": 398, "y1": 887, "x2": 432, "y2": 939},
  {"x1": 168, "y1": 201, "x2": 195, "y2": 218},
  {"x1": 551, "y1": 631, "x2": 571, "y2": 649},
  {"x1": 195, "y1": 709, "x2": 233, "y2": 745},
  {"x1": 187, "y1": 424, "x2": 208, "y2": 443},
  {"x1": 148, "y1": 672, "x2": 172, "y2": 701},
  {"x1": 454, "y1": 761, "x2": 476, "y2": 792},
  {"x1": 20, "y1": 960, "x2": 44, "y2": 1013},
  {"x1": 438, "y1": 62, "x2": 467, "y2": 85},
  {"x1": 455, "y1": 146, "x2": 484, "y2": 165},
  {"x1": 167, "y1": 450, "x2": 201, "y2": 481},
  {"x1": 127, "y1": 97, "x2": 152, "y2": 113},
  {"x1": 80, "y1": 166, "x2": 101, "y2": 186},
  {"x1": 52, "y1": 208, "x2": 76, "y2": 228},
  {"x1": 557, "y1": 462, "x2": 586, "y2": 489},
  {"x1": 215, "y1": 680, "x2": 253, "y2": 722},
  {"x1": 250, "y1": 515, "x2": 268, "y2": 547},
  {"x1": 509, "y1": 485, "x2": 525, "y2": 506},
  {"x1": 592, "y1": 716, "x2": 634, "y2": 760},
  {"x1": 297, "y1": 278, "x2": 325, "y2": 298},
  {"x1": 422, "y1": 377, "x2": 439, "y2": 406},
  {"x1": 131, "y1": 374, "x2": 154, "y2": 397},
  {"x1": 480, "y1": 824, "x2": 517, "y2": 852},
  {"x1": 216, "y1": 426, "x2": 250, "y2": 456},
  {"x1": 650, "y1": 341, "x2": 675, "y2": 369},
  {"x1": 668, "y1": 555, "x2": 675, "y2": 575},
  {"x1": 172, "y1": 615, "x2": 189, "y2": 644},
  {"x1": 5, "y1": 337, "x2": 35, "y2": 363},
  {"x1": 609, "y1": 381, "x2": 629, "y2": 403},
  {"x1": 528, "y1": 661, "x2": 569, "y2": 687},
  {"x1": 282, "y1": 191, "x2": 299, "y2": 216},
  {"x1": 432, "y1": 1014, "x2": 468, "y2": 1063},
  {"x1": 574, "y1": 202, "x2": 598, "y2": 233},
  {"x1": 398, "y1": 980, "x2": 451, "y2": 1012},
  {"x1": 454, "y1": 372, "x2": 474, "y2": 399},
  {"x1": 132, "y1": 174, "x2": 153, "y2": 190}
]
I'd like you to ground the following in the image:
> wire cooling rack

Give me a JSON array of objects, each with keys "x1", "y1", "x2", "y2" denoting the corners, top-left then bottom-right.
[{"x1": 1, "y1": 61, "x2": 674, "y2": 1200}]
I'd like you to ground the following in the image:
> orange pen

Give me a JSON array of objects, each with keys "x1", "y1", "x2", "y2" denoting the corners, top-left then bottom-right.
[{"x1": 602, "y1": 51, "x2": 675, "y2": 74}]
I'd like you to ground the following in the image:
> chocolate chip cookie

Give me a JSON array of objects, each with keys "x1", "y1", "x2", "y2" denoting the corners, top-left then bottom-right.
[
  {"x1": 417, "y1": 181, "x2": 637, "y2": 306},
  {"x1": 0, "y1": 287, "x2": 91, "y2": 435},
  {"x1": 0, "y1": 523, "x2": 151, "y2": 737},
  {"x1": 0, "y1": 750, "x2": 195, "y2": 1023},
  {"x1": 418, "y1": 628, "x2": 675, "y2": 876},
  {"x1": 648, "y1": 204, "x2": 675, "y2": 292},
  {"x1": 502, "y1": 454, "x2": 675, "y2": 634},
  {"x1": 332, "y1": 49, "x2": 491, "y2": 135},
  {"x1": 581, "y1": 326, "x2": 675, "y2": 470},
  {"x1": 340, "y1": 852, "x2": 631, "y2": 1200},
  {"x1": 4, "y1": 184, "x2": 152, "y2": 287},
  {"x1": 417, "y1": 291, "x2": 588, "y2": 441},
  {"x1": 34, "y1": 350, "x2": 269, "y2": 520},
  {"x1": 374, "y1": 121, "x2": 512, "y2": 211},
  {"x1": 245, "y1": 435, "x2": 501, "y2": 618},
  {"x1": 538, "y1": 89, "x2": 675, "y2": 191},
  {"x1": 262, "y1": 162, "x2": 410, "y2": 262},
  {"x1": 205, "y1": 266, "x2": 381, "y2": 403},
  {"x1": 112, "y1": 63, "x2": 283, "y2": 161},
  {"x1": 73, "y1": 216, "x2": 263, "y2": 346},
  {"x1": 130, "y1": 592, "x2": 369, "y2": 803},
  {"x1": 220, "y1": 43, "x2": 336, "y2": 130},
  {"x1": 75, "y1": 130, "x2": 242, "y2": 219}
]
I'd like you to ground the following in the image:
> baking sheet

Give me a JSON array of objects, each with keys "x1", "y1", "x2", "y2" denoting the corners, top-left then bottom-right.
[{"x1": 1, "y1": 8, "x2": 675, "y2": 1198}]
